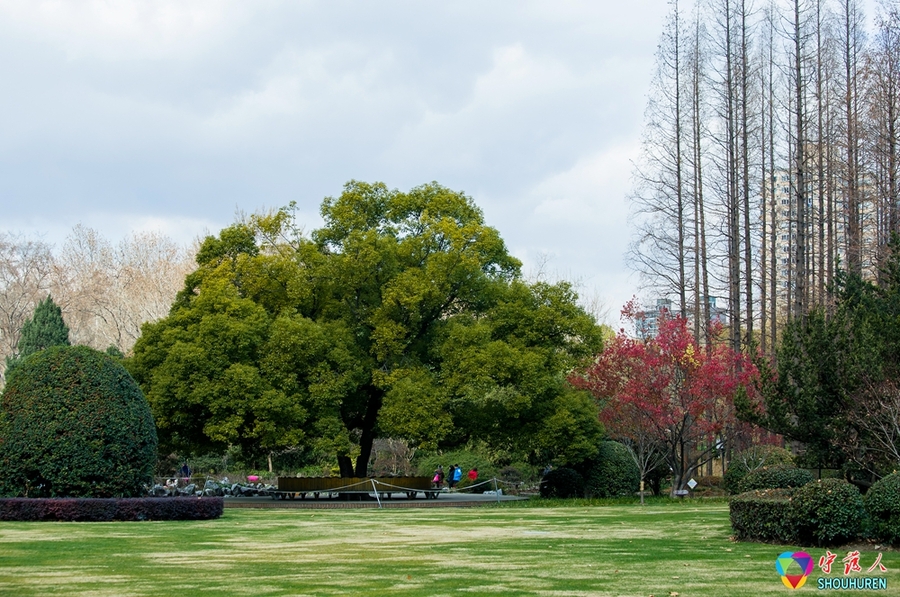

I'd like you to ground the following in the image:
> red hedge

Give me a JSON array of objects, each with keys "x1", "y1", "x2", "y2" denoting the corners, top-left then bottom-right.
[{"x1": 0, "y1": 497, "x2": 223, "y2": 521}]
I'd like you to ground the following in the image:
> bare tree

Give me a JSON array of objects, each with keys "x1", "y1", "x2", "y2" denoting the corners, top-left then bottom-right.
[
  {"x1": 629, "y1": 1, "x2": 691, "y2": 312},
  {"x1": 834, "y1": 0, "x2": 868, "y2": 275},
  {"x1": 689, "y1": 7, "x2": 714, "y2": 346},
  {"x1": 56, "y1": 225, "x2": 194, "y2": 354},
  {"x1": 866, "y1": 1, "x2": 900, "y2": 261},
  {"x1": 0, "y1": 234, "x2": 54, "y2": 382}
]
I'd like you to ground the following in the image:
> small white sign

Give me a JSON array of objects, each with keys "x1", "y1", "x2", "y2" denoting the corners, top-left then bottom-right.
[{"x1": 687, "y1": 478, "x2": 698, "y2": 489}]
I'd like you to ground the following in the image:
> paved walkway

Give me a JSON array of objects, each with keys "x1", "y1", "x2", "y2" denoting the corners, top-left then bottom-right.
[{"x1": 224, "y1": 491, "x2": 526, "y2": 509}]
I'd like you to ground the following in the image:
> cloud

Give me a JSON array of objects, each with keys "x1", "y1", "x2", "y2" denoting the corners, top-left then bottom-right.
[
  {"x1": 0, "y1": 0, "x2": 671, "y2": 322},
  {"x1": 0, "y1": 0, "x2": 236, "y2": 61}
]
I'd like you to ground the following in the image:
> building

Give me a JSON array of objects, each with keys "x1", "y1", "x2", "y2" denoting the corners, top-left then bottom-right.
[{"x1": 634, "y1": 296, "x2": 727, "y2": 340}]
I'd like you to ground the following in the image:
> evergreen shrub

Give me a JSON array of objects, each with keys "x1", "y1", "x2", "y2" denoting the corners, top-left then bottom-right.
[
  {"x1": 540, "y1": 467, "x2": 584, "y2": 499},
  {"x1": 723, "y1": 446, "x2": 795, "y2": 494},
  {"x1": 864, "y1": 472, "x2": 900, "y2": 545},
  {"x1": 729, "y1": 488, "x2": 798, "y2": 543},
  {"x1": 584, "y1": 441, "x2": 640, "y2": 498},
  {"x1": 792, "y1": 479, "x2": 865, "y2": 546},
  {"x1": 0, "y1": 346, "x2": 158, "y2": 498},
  {"x1": 738, "y1": 464, "x2": 814, "y2": 493}
]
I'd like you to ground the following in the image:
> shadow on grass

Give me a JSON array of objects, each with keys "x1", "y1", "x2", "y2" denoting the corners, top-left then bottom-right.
[{"x1": 501, "y1": 495, "x2": 731, "y2": 508}]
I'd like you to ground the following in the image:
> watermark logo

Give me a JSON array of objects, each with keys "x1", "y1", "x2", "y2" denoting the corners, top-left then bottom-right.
[
  {"x1": 775, "y1": 551, "x2": 815, "y2": 589},
  {"x1": 774, "y1": 550, "x2": 889, "y2": 591},
  {"x1": 814, "y1": 550, "x2": 888, "y2": 591}
]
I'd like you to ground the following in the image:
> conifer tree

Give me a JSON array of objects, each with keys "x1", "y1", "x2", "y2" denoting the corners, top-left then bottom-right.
[{"x1": 5, "y1": 295, "x2": 70, "y2": 377}]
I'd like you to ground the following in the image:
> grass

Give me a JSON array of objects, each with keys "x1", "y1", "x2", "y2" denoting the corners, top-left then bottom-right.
[{"x1": 0, "y1": 500, "x2": 895, "y2": 596}]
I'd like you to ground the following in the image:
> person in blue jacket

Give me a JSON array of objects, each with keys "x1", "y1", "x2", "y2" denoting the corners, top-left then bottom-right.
[{"x1": 449, "y1": 464, "x2": 463, "y2": 489}]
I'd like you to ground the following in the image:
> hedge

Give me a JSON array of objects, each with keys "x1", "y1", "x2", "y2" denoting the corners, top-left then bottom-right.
[
  {"x1": 0, "y1": 497, "x2": 224, "y2": 522},
  {"x1": 864, "y1": 472, "x2": 900, "y2": 546},
  {"x1": 730, "y1": 479, "x2": 866, "y2": 546},
  {"x1": 738, "y1": 464, "x2": 814, "y2": 493},
  {"x1": 729, "y1": 488, "x2": 798, "y2": 543}
]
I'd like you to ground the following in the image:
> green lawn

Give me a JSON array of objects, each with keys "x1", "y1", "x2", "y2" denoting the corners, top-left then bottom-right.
[{"x1": 0, "y1": 501, "x2": 895, "y2": 596}]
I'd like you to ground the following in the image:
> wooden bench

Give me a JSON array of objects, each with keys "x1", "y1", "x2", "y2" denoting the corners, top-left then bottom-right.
[{"x1": 272, "y1": 476, "x2": 438, "y2": 500}]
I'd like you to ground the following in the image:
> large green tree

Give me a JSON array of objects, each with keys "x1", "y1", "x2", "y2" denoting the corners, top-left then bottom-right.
[
  {"x1": 128, "y1": 182, "x2": 605, "y2": 476},
  {"x1": 5, "y1": 294, "x2": 70, "y2": 378}
]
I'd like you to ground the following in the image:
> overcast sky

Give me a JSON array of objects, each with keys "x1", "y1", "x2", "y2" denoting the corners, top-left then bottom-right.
[{"x1": 0, "y1": 1, "x2": 672, "y2": 324}]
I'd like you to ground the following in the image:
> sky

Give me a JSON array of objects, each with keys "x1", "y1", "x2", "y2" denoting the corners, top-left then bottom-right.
[{"x1": 0, "y1": 0, "x2": 672, "y2": 325}]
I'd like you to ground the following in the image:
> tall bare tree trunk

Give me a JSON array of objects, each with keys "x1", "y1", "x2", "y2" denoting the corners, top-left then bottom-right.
[
  {"x1": 842, "y1": 0, "x2": 863, "y2": 276},
  {"x1": 740, "y1": 0, "x2": 754, "y2": 350},
  {"x1": 792, "y1": 0, "x2": 809, "y2": 324}
]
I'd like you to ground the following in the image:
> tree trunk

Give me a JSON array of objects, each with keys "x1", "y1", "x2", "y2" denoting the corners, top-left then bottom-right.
[
  {"x1": 740, "y1": 0, "x2": 753, "y2": 352},
  {"x1": 337, "y1": 455, "x2": 354, "y2": 478},
  {"x1": 353, "y1": 388, "x2": 384, "y2": 477},
  {"x1": 793, "y1": 0, "x2": 809, "y2": 324}
]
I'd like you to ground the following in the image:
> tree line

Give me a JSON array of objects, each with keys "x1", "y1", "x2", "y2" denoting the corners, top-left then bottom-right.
[
  {"x1": 630, "y1": 0, "x2": 900, "y2": 355},
  {"x1": 0, "y1": 226, "x2": 194, "y2": 385}
]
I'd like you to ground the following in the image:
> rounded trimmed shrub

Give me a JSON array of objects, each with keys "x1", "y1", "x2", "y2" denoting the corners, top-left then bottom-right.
[
  {"x1": 540, "y1": 467, "x2": 584, "y2": 499},
  {"x1": 864, "y1": 472, "x2": 900, "y2": 545},
  {"x1": 0, "y1": 346, "x2": 158, "y2": 498},
  {"x1": 792, "y1": 478, "x2": 865, "y2": 546},
  {"x1": 723, "y1": 446, "x2": 794, "y2": 494},
  {"x1": 739, "y1": 464, "x2": 814, "y2": 493},
  {"x1": 584, "y1": 441, "x2": 640, "y2": 498}
]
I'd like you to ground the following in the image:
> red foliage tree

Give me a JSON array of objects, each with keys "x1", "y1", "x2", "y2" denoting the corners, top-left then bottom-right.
[{"x1": 570, "y1": 306, "x2": 759, "y2": 495}]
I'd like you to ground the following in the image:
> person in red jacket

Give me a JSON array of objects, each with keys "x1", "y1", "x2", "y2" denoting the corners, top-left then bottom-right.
[{"x1": 467, "y1": 467, "x2": 478, "y2": 482}]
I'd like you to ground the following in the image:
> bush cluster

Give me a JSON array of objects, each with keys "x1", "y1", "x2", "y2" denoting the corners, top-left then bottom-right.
[
  {"x1": 723, "y1": 446, "x2": 794, "y2": 494},
  {"x1": 584, "y1": 441, "x2": 640, "y2": 498},
  {"x1": 0, "y1": 497, "x2": 224, "y2": 522},
  {"x1": 540, "y1": 467, "x2": 584, "y2": 499},
  {"x1": 864, "y1": 472, "x2": 900, "y2": 546},
  {"x1": 738, "y1": 464, "x2": 814, "y2": 493},
  {"x1": 0, "y1": 346, "x2": 157, "y2": 498},
  {"x1": 729, "y1": 478, "x2": 866, "y2": 546}
]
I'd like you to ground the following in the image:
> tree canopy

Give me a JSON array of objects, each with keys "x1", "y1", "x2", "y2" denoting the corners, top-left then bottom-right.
[{"x1": 128, "y1": 181, "x2": 605, "y2": 475}]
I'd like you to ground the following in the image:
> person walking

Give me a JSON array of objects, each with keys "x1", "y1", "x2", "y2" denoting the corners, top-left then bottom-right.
[
  {"x1": 468, "y1": 467, "x2": 478, "y2": 482},
  {"x1": 450, "y1": 464, "x2": 463, "y2": 489}
]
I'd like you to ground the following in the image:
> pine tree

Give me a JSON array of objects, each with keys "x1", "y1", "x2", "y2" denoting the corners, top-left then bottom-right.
[{"x1": 5, "y1": 295, "x2": 70, "y2": 377}]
